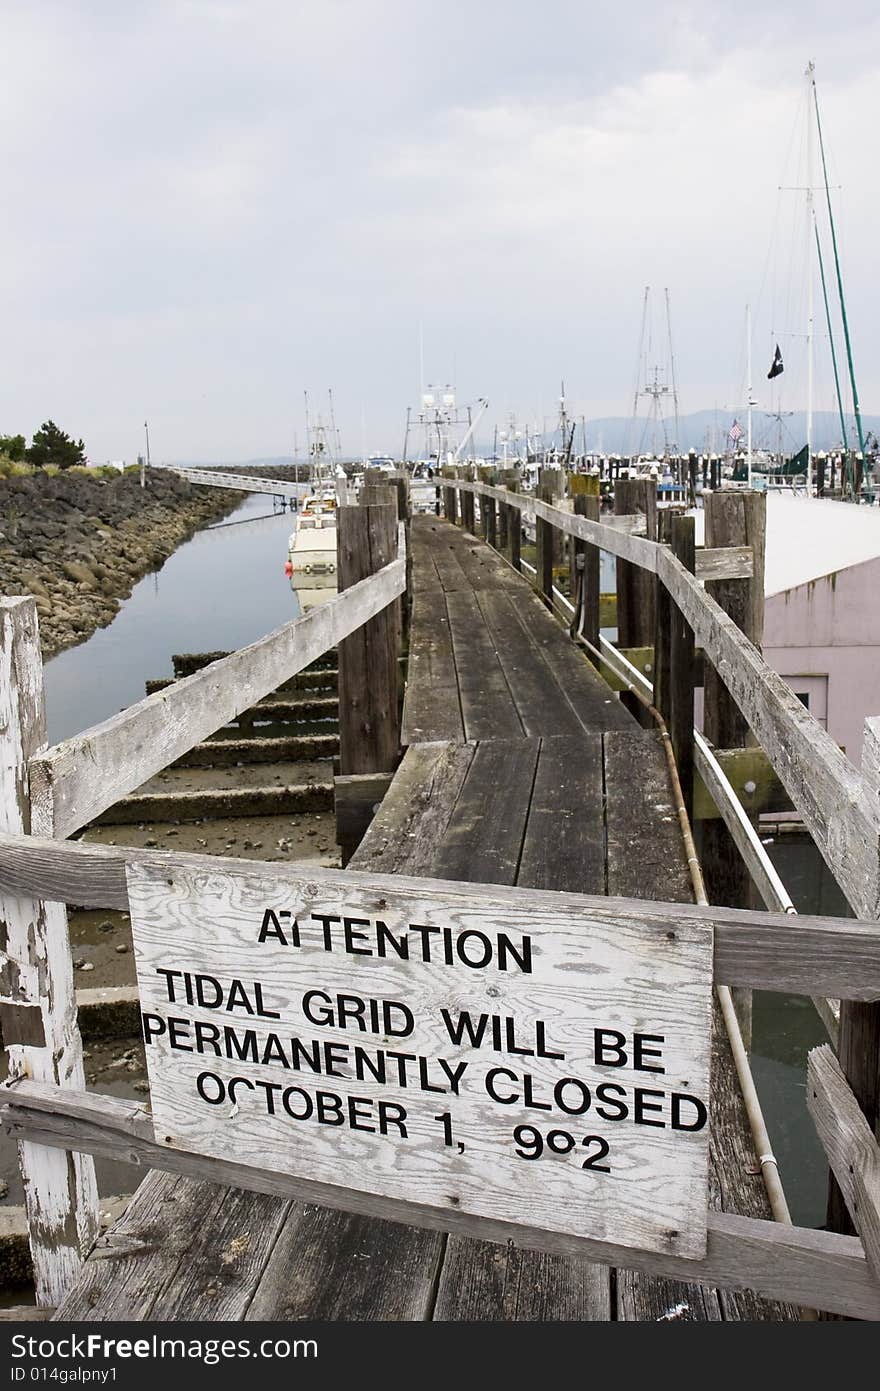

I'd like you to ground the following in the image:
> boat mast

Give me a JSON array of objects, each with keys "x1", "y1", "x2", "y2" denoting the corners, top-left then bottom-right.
[
  {"x1": 402, "y1": 406, "x2": 411, "y2": 465},
  {"x1": 814, "y1": 213, "x2": 849, "y2": 468},
  {"x1": 811, "y1": 62, "x2": 865, "y2": 495},
  {"x1": 327, "y1": 389, "x2": 340, "y2": 466},
  {"x1": 629, "y1": 287, "x2": 650, "y2": 457},
  {"x1": 746, "y1": 304, "x2": 753, "y2": 487},
  {"x1": 805, "y1": 62, "x2": 814, "y2": 467},
  {"x1": 665, "y1": 288, "x2": 680, "y2": 457},
  {"x1": 304, "y1": 391, "x2": 313, "y2": 485}
]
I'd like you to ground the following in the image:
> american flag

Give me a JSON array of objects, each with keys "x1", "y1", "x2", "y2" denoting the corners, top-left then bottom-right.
[{"x1": 729, "y1": 419, "x2": 744, "y2": 443}]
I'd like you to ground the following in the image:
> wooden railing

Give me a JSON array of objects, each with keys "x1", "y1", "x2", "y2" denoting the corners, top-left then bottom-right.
[
  {"x1": 448, "y1": 474, "x2": 880, "y2": 920},
  {"x1": 30, "y1": 533, "x2": 406, "y2": 840},
  {"x1": 0, "y1": 513, "x2": 405, "y2": 1306},
  {"x1": 170, "y1": 467, "x2": 303, "y2": 501},
  {"x1": 3, "y1": 480, "x2": 880, "y2": 1318},
  {"x1": 443, "y1": 467, "x2": 880, "y2": 1291}
]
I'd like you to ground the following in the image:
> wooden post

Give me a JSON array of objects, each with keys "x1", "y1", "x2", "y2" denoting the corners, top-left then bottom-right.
[
  {"x1": 701, "y1": 491, "x2": 766, "y2": 1048},
  {"x1": 539, "y1": 467, "x2": 564, "y2": 572},
  {"x1": 498, "y1": 482, "x2": 509, "y2": 550},
  {"x1": 359, "y1": 482, "x2": 396, "y2": 508},
  {"x1": 615, "y1": 478, "x2": 657, "y2": 646},
  {"x1": 336, "y1": 506, "x2": 401, "y2": 863},
  {"x1": 669, "y1": 515, "x2": 696, "y2": 821},
  {"x1": 480, "y1": 467, "x2": 498, "y2": 549},
  {"x1": 441, "y1": 467, "x2": 457, "y2": 525},
  {"x1": 568, "y1": 473, "x2": 598, "y2": 591},
  {"x1": 572, "y1": 490, "x2": 601, "y2": 653},
  {"x1": 653, "y1": 509, "x2": 674, "y2": 725},
  {"x1": 536, "y1": 484, "x2": 555, "y2": 608},
  {"x1": 507, "y1": 475, "x2": 521, "y2": 572},
  {"x1": 460, "y1": 469, "x2": 476, "y2": 535},
  {"x1": 0, "y1": 598, "x2": 99, "y2": 1305},
  {"x1": 702, "y1": 491, "x2": 766, "y2": 899}
]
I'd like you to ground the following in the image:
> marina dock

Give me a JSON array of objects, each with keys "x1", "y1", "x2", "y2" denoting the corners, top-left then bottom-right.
[{"x1": 1, "y1": 479, "x2": 879, "y2": 1321}]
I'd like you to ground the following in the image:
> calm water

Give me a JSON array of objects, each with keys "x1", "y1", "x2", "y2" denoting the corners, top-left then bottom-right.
[
  {"x1": 750, "y1": 838, "x2": 850, "y2": 1228},
  {"x1": 44, "y1": 493, "x2": 301, "y2": 743},
  {"x1": 42, "y1": 500, "x2": 837, "y2": 1228}
]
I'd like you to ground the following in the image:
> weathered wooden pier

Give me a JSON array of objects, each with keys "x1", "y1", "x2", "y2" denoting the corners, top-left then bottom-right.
[{"x1": 1, "y1": 469, "x2": 880, "y2": 1321}]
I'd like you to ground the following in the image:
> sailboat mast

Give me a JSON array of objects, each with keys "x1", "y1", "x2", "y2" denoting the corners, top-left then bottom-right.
[
  {"x1": 327, "y1": 389, "x2": 340, "y2": 465},
  {"x1": 805, "y1": 63, "x2": 814, "y2": 465},
  {"x1": 665, "y1": 287, "x2": 680, "y2": 455},
  {"x1": 304, "y1": 391, "x2": 312, "y2": 484},
  {"x1": 815, "y1": 214, "x2": 849, "y2": 467},
  {"x1": 746, "y1": 304, "x2": 753, "y2": 487},
  {"x1": 402, "y1": 406, "x2": 411, "y2": 465},
  {"x1": 812, "y1": 63, "x2": 866, "y2": 494}
]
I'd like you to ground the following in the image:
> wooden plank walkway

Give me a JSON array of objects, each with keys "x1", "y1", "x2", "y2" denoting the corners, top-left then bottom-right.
[
  {"x1": 52, "y1": 516, "x2": 795, "y2": 1322},
  {"x1": 404, "y1": 518, "x2": 629, "y2": 744}
]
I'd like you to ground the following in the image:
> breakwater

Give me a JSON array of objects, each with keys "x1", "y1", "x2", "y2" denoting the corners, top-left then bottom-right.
[{"x1": 0, "y1": 466, "x2": 241, "y2": 657}]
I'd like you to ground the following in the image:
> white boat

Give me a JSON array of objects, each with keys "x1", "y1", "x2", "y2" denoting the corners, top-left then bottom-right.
[
  {"x1": 284, "y1": 395, "x2": 340, "y2": 601},
  {"x1": 285, "y1": 487, "x2": 337, "y2": 590}
]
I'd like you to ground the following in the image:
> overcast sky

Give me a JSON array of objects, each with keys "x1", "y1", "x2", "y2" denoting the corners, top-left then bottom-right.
[{"x1": 2, "y1": 1, "x2": 879, "y2": 461}]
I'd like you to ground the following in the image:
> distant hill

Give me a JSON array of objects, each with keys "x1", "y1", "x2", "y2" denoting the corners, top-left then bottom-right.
[
  {"x1": 574, "y1": 411, "x2": 880, "y2": 457},
  {"x1": 171, "y1": 411, "x2": 880, "y2": 469}
]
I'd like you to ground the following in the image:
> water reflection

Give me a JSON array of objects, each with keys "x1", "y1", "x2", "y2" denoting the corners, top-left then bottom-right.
[
  {"x1": 750, "y1": 837, "x2": 850, "y2": 1228},
  {"x1": 44, "y1": 493, "x2": 300, "y2": 743}
]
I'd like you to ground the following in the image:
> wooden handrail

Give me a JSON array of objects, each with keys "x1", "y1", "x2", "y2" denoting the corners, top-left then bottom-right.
[
  {"x1": 2, "y1": 1077, "x2": 879, "y2": 1320},
  {"x1": 447, "y1": 477, "x2": 880, "y2": 918},
  {"x1": 0, "y1": 831, "x2": 879, "y2": 999},
  {"x1": 30, "y1": 530, "x2": 406, "y2": 841}
]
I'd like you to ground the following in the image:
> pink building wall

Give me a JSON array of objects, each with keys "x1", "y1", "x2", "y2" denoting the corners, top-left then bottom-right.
[{"x1": 763, "y1": 555, "x2": 880, "y2": 769}]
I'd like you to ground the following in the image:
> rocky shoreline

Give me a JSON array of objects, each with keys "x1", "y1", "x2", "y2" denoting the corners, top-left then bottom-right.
[{"x1": 0, "y1": 467, "x2": 242, "y2": 658}]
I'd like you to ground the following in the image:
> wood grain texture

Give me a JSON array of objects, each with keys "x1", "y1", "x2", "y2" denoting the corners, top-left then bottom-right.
[
  {"x1": 517, "y1": 737, "x2": 606, "y2": 896},
  {"x1": 659, "y1": 546, "x2": 880, "y2": 919},
  {"x1": 702, "y1": 492, "x2": 765, "y2": 929},
  {"x1": 2, "y1": 831, "x2": 880, "y2": 998},
  {"x1": 53, "y1": 1170, "x2": 228, "y2": 1319},
  {"x1": 142, "y1": 1186, "x2": 292, "y2": 1320},
  {"x1": 429, "y1": 739, "x2": 538, "y2": 887},
  {"x1": 669, "y1": 515, "x2": 696, "y2": 823},
  {"x1": 9, "y1": 1085, "x2": 878, "y2": 1318},
  {"x1": 0, "y1": 598, "x2": 98, "y2": 1306},
  {"x1": 433, "y1": 1236, "x2": 612, "y2": 1320},
  {"x1": 808, "y1": 1044, "x2": 880, "y2": 1276},
  {"x1": 126, "y1": 855, "x2": 713, "y2": 1257},
  {"x1": 445, "y1": 590, "x2": 525, "y2": 740},
  {"x1": 508, "y1": 586, "x2": 630, "y2": 733},
  {"x1": 31, "y1": 552, "x2": 405, "y2": 839},
  {"x1": 474, "y1": 591, "x2": 585, "y2": 738},
  {"x1": 245, "y1": 1205, "x2": 444, "y2": 1320},
  {"x1": 604, "y1": 725, "x2": 794, "y2": 1320},
  {"x1": 337, "y1": 504, "x2": 401, "y2": 776},
  {"x1": 402, "y1": 589, "x2": 464, "y2": 744}
]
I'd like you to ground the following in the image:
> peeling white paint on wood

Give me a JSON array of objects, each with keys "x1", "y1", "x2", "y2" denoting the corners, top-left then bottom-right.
[{"x1": 0, "y1": 598, "x2": 99, "y2": 1306}]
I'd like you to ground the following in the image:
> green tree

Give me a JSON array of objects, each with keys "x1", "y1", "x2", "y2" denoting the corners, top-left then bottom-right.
[
  {"x1": 0, "y1": 433, "x2": 27, "y2": 461},
  {"x1": 27, "y1": 420, "x2": 87, "y2": 469}
]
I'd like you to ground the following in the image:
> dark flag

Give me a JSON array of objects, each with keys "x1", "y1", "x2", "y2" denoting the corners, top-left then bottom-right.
[{"x1": 767, "y1": 344, "x2": 784, "y2": 379}]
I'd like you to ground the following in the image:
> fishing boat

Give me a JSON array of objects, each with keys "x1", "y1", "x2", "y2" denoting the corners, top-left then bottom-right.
[{"x1": 284, "y1": 395, "x2": 341, "y2": 603}]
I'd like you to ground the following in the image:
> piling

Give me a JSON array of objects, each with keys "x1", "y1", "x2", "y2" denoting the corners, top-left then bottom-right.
[
  {"x1": 336, "y1": 504, "x2": 401, "y2": 862},
  {"x1": 701, "y1": 490, "x2": 766, "y2": 1045}
]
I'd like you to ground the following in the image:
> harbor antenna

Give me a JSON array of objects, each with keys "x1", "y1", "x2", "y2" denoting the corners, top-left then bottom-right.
[{"x1": 415, "y1": 382, "x2": 479, "y2": 468}]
